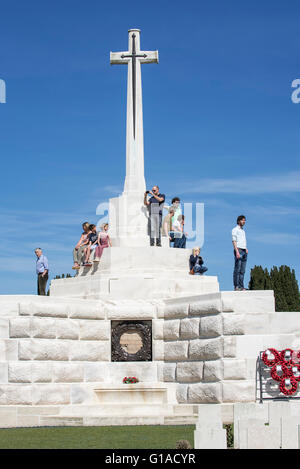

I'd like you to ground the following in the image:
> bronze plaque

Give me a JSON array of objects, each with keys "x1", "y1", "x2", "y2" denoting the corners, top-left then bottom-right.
[{"x1": 111, "y1": 321, "x2": 152, "y2": 362}]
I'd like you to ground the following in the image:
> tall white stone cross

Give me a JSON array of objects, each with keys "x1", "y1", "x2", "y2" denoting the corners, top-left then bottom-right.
[{"x1": 110, "y1": 29, "x2": 159, "y2": 195}]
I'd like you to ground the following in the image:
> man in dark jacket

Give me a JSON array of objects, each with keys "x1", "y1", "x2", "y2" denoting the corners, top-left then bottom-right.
[{"x1": 144, "y1": 185, "x2": 165, "y2": 247}]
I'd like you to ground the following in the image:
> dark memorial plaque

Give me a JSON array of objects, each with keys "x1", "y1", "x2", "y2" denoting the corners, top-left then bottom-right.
[{"x1": 111, "y1": 321, "x2": 152, "y2": 362}]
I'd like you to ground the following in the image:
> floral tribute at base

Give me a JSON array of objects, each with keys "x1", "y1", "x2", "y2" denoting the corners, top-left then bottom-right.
[{"x1": 123, "y1": 377, "x2": 139, "y2": 384}]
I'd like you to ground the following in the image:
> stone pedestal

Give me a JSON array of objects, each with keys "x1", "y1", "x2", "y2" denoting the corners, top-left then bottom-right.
[
  {"x1": 95, "y1": 383, "x2": 168, "y2": 405},
  {"x1": 109, "y1": 193, "x2": 149, "y2": 248},
  {"x1": 50, "y1": 246, "x2": 219, "y2": 300}
]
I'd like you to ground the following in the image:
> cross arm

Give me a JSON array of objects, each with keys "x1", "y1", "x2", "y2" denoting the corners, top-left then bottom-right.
[
  {"x1": 140, "y1": 50, "x2": 159, "y2": 64},
  {"x1": 110, "y1": 52, "x2": 129, "y2": 65}
]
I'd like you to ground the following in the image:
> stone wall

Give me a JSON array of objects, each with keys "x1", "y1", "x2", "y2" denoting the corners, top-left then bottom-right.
[
  {"x1": 0, "y1": 290, "x2": 299, "y2": 410},
  {"x1": 158, "y1": 292, "x2": 300, "y2": 404}
]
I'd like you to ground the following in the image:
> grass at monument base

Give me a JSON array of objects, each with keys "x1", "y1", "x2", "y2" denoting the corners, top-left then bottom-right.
[{"x1": 0, "y1": 425, "x2": 195, "y2": 449}]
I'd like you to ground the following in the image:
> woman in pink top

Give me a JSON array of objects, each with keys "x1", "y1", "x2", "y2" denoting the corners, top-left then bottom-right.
[{"x1": 94, "y1": 223, "x2": 112, "y2": 262}]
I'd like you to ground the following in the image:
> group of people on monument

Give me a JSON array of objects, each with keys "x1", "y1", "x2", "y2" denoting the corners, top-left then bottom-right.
[
  {"x1": 35, "y1": 196, "x2": 248, "y2": 294},
  {"x1": 72, "y1": 222, "x2": 112, "y2": 269},
  {"x1": 71, "y1": 188, "x2": 203, "y2": 272},
  {"x1": 70, "y1": 207, "x2": 248, "y2": 288},
  {"x1": 144, "y1": 187, "x2": 187, "y2": 248}
]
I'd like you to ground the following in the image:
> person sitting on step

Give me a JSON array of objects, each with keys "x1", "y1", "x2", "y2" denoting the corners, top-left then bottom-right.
[
  {"x1": 189, "y1": 247, "x2": 208, "y2": 275},
  {"x1": 72, "y1": 222, "x2": 91, "y2": 270},
  {"x1": 94, "y1": 223, "x2": 112, "y2": 262},
  {"x1": 83, "y1": 224, "x2": 98, "y2": 267}
]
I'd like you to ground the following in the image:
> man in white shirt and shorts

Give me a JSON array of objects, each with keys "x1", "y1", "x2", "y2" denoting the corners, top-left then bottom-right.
[{"x1": 232, "y1": 215, "x2": 248, "y2": 291}]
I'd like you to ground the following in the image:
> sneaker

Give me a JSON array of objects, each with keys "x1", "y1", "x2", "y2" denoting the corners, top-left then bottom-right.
[
  {"x1": 83, "y1": 262, "x2": 92, "y2": 267},
  {"x1": 234, "y1": 287, "x2": 242, "y2": 291},
  {"x1": 93, "y1": 258, "x2": 100, "y2": 263}
]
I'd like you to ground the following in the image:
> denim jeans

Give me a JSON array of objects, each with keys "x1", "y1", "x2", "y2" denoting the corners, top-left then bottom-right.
[
  {"x1": 233, "y1": 248, "x2": 247, "y2": 288},
  {"x1": 194, "y1": 264, "x2": 208, "y2": 275},
  {"x1": 174, "y1": 233, "x2": 187, "y2": 248}
]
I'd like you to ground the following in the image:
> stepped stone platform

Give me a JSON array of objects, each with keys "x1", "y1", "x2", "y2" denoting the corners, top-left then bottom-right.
[
  {"x1": 0, "y1": 290, "x2": 299, "y2": 427},
  {"x1": 50, "y1": 247, "x2": 219, "y2": 300},
  {"x1": 3, "y1": 29, "x2": 297, "y2": 431}
]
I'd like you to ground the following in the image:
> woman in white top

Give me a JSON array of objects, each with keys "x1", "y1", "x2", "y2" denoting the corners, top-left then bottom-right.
[{"x1": 173, "y1": 215, "x2": 187, "y2": 248}]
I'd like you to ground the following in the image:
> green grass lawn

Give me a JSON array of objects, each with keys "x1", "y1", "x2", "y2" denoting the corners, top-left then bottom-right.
[{"x1": 0, "y1": 425, "x2": 195, "y2": 449}]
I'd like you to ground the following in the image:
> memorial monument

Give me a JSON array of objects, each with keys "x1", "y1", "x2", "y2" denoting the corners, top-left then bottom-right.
[
  {"x1": 0, "y1": 29, "x2": 299, "y2": 429},
  {"x1": 50, "y1": 28, "x2": 219, "y2": 300}
]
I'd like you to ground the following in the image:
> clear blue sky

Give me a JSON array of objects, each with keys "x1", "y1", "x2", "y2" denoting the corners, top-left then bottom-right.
[{"x1": 0, "y1": 0, "x2": 299, "y2": 294}]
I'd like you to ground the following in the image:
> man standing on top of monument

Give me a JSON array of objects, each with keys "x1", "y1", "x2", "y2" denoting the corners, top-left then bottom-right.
[
  {"x1": 232, "y1": 215, "x2": 248, "y2": 291},
  {"x1": 144, "y1": 186, "x2": 165, "y2": 247},
  {"x1": 35, "y1": 248, "x2": 49, "y2": 296}
]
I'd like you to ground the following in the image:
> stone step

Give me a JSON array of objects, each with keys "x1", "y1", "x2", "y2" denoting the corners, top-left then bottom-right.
[
  {"x1": 40, "y1": 416, "x2": 84, "y2": 426},
  {"x1": 40, "y1": 415, "x2": 165, "y2": 426},
  {"x1": 164, "y1": 415, "x2": 198, "y2": 425},
  {"x1": 224, "y1": 312, "x2": 300, "y2": 337},
  {"x1": 173, "y1": 404, "x2": 198, "y2": 416},
  {"x1": 0, "y1": 404, "x2": 200, "y2": 428},
  {"x1": 60, "y1": 404, "x2": 175, "y2": 417},
  {"x1": 0, "y1": 296, "x2": 107, "y2": 319},
  {"x1": 221, "y1": 290, "x2": 275, "y2": 313}
]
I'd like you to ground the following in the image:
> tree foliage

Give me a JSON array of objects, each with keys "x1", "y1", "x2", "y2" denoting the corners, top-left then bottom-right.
[{"x1": 249, "y1": 265, "x2": 300, "y2": 312}]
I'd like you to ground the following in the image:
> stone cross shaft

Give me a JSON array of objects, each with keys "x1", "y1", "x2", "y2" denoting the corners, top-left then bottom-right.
[{"x1": 110, "y1": 29, "x2": 158, "y2": 194}]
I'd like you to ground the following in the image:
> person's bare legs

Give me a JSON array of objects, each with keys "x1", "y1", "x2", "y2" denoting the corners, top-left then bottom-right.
[{"x1": 72, "y1": 247, "x2": 80, "y2": 269}]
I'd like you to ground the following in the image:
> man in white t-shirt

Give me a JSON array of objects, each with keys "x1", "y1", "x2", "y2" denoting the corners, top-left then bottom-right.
[{"x1": 232, "y1": 215, "x2": 248, "y2": 291}]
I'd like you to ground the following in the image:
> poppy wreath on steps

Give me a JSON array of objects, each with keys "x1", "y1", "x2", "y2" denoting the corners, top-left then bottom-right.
[
  {"x1": 279, "y1": 376, "x2": 298, "y2": 396},
  {"x1": 289, "y1": 364, "x2": 300, "y2": 382},
  {"x1": 262, "y1": 348, "x2": 280, "y2": 367},
  {"x1": 271, "y1": 363, "x2": 293, "y2": 382},
  {"x1": 280, "y1": 348, "x2": 295, "y2": 366}
]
